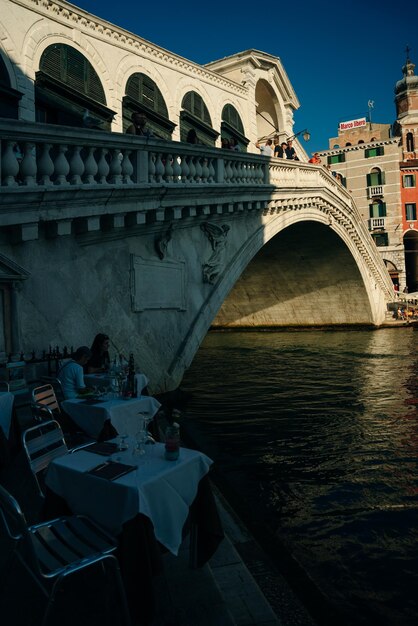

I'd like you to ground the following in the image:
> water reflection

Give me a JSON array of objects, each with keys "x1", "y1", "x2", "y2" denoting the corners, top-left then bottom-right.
[{"x1": 182, "y1": 329, "x2": 418, "y2": 626}]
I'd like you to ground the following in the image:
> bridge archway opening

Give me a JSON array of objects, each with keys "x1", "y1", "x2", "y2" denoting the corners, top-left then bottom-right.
[
  {"x1": 255, "y1": 79, "x2": 280, "y2": 140},
  {"x1": 213, "y1": 221, "x2": 374, "y2": 328}
]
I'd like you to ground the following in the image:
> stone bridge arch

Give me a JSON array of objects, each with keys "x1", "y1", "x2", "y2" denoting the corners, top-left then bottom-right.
[{"x1": 165, "y1": 198, "x2": 393, "y2": 389}]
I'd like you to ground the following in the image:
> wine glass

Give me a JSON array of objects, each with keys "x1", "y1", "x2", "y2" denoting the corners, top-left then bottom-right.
[
  {"x1": 117, "y1": 432, "x2": 129, "y2": 451},
  {"x1": 133, "y1": 430, "x2": 146, "y2": 457},
  {"x1": 141, "y1": 411, "x2": 155, "y2": 445}
]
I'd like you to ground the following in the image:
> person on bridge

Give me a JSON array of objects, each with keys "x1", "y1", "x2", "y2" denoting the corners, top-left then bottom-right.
[
  {"x1": 309, "y1": 152, "x2": 321, "y2": 164},
  {"x1": 285, "y1": 140, "x2": 298, "y2": 160},
  {"x1": 126, "y1": 112, "x2": 155, "y2": 138},
  {"x1": 256, "y1": 138, "x2": 273, "y2": 156}
]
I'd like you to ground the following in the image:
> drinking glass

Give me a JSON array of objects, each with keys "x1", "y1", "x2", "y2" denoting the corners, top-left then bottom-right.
[{"x1": 118, "y1": 432, "x2": 129, "y2": 451}]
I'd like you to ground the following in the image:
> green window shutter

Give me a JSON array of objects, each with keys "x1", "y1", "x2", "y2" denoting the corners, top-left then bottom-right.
[
  {"x1": 40, "y1": 45, "x2": 63, "y2": 81},
  {"x1": 377, "y1": 146, "x2": 384, "y2": 156},
  {"x1": 367, "y1": 173, "x2": 371, "y2": 186},
  {"x1": 380, "y1": 171, "x2": 385, "y2": 185},
  {"x1": 369, "y1": 204, "x2": 374, "y2": 218},
  {"x1": 380, "y1": 203, "x2": 387, "y2": 217}
]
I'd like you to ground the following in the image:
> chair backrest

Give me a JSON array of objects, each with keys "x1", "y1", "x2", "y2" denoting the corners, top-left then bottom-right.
[
  {"x1": 40, "y1": 376, "x2": 65, "y2": 404},
  {"x1": 0, "y1": 483, "x2": 28, "y2": 542},
  {"x1": 32, "y1": 383, "x2": 61, "y2": 414},
  {"x1": 0, "y1": 381, "x2": 10, "y2": 391},
  {"x1": 22, "y1": 420, "x2": 68, "y2": 496}
]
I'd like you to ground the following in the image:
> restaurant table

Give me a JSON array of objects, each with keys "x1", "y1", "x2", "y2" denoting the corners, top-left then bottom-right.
[
  {"x1": 62, "y1": 394, "x2": 161, "y2": 440},
  {"x1": 44, "y1": 442, "x2": 224, "y2": 624},
  {"x1": 0, "y1": 391, "x2": 21, "y2": 468},
  {"x1": 84, "y1": 372, "x2": 149, "y2": 396}
]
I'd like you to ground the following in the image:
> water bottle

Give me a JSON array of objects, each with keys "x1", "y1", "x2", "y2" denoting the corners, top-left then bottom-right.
[{"x1": 164, "y1": 422, "x2": 180, "y2": 461}]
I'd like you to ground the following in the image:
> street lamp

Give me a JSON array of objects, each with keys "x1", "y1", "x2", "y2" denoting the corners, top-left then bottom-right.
[{"x1": 287, "y1": 129, "x2": 311, "y2": 142}]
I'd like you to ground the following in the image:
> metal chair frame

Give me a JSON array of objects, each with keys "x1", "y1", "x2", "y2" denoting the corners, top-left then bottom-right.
[
  {"x1": 0, "y1": 484, "x2": 131, "y2": 626},
  {"x1": 22, "y1": 420, "x2": 69, "y2": 497},
  {"x1": 0, "y1": 381, "x2": 10, "y2": 391},
  {"x1": 32, "y1": 383, "x2": 61, "y2": 419}
]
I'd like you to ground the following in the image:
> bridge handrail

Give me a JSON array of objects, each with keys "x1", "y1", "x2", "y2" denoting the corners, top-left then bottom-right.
[{"x1": 0, "y1": 119, "x2": 271, "y2": 188}]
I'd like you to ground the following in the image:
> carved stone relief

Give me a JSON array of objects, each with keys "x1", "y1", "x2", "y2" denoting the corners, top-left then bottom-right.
[{"x1": 200, "y1": 222, "x2": 230, "y2": 284}]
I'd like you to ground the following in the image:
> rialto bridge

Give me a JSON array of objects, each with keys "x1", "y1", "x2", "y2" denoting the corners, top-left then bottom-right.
[{"x1": 0, "y1": 120, "x2": 394, "y2": 392}]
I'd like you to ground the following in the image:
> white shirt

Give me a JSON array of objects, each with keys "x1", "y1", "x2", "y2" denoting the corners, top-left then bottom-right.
[
  {"x1": 58, "y1": 360, "x2": 86, "y2": 399},
  {"x1": 259, "y1": 144, "x2": 273, "y2": 157}
]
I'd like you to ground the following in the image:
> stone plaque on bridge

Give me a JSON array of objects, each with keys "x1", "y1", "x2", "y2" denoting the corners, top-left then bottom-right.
[{"x1": 131, "y1": 255, "x2": 186, "y2": 311}]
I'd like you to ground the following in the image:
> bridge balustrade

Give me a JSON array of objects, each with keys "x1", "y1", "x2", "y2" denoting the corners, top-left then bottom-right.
[{"x1": 0, "y1": 120, "x2": 269, "y2": 188}]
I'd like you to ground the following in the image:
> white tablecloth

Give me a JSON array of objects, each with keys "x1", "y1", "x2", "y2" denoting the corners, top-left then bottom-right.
[
  {"x1": 62, "y1": 395, "x2": 161, "y2": 439},
  {"x1": 0, "y1": 391, "x2": 14, "y2": 439},
  {"x1": 45, "y1": 442, "x2": 213, "y2": 555},
  {"x1": 84, "y1": 373, "x2": 149, "y2": 395}
]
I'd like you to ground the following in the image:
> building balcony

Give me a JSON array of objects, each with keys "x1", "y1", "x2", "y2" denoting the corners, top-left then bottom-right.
[
  {"x1": 367, "y1": 185, "x2": 384, "y2": 198},
  {"x1": 368, "y1": 217, "x2": 386, "y2": 230}
]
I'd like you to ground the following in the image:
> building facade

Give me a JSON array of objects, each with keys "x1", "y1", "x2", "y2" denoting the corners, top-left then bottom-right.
[{"x1": 317, "y1": 56, "x2": 418, "y2": 293}]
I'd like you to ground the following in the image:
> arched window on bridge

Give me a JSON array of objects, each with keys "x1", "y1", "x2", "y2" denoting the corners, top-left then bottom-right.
[
  {"x1": 406, "y1": 132, "x2": 415, "y2": 152},
  {"x1": 0, "y1": 53, "x2": 22, "y2": 119},
  {"x1": 123, "y1": 73, "x2": 175, "y2": 140},
  {"x1": 35, "y1": 44, "x2": 115, "y2": 130},
  {"x1": 221, "y1": 104, "x2": 249, "y2": 152},
  {"x1": 180, "y1": 91, "x2": 218, "y2": 146},
  {"x1": 367, "y1": 167, "x2": 385, "y2": 187}
]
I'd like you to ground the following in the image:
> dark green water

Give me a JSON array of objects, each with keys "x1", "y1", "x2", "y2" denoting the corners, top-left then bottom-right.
[{"x1": 181, "y1": 329, "x2": 418, "y2": 626}]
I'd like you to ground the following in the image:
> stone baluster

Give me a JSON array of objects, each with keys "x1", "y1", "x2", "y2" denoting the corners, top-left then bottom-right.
[
  {"x1": 164, "y1": 154, "x2": 174, "y2": 183},
  {"x1": 180, "y1": 154, "x2": 189, "y2": 183},
  {"x1": 53, "y1": 145, "x2": 70, "y2": 186},
  {"x1": 37, "y1": 143, "x2": 54, "y2": 186},
  {"x1": 236, "y1": 160, "x2": 244, "y2": 183},
  {"x1": 96, "y1": 148, "x2": 109, "y2": 184},
  {"x1": 195, "y1": 156, "x2": 202, "y2": 183},
  {"x1": 225, "y1": 159, "x2": 233, "y2": 183},
  {"x1": 208, "y1": 158, "x2": 215, "y2": 183},
  {"x1": 231, "y1": 159, "x2": 238, "y2": 184},
  {"x1": 83, "y1": 146, "x2": 98, "y2": 184},
  {"x1": 20, "y1": 142, "x2": 37, "y2": 186},
  {"x1": 148, "y1": 153, "x2": 156, "y2": 183},
  {"x1": 201, "y1": 158, "x2": 209, "y2": 183},
  {"x1": 69, "y1": 145, "x2": 85, "y2": 185},
  {"x1": 109, "y1": 149, "x2": 122, "y2": 184},
  {"x1": 1, "y1": 141, "x2": 20, "y2": 186},
  {"x1": 121, "y1": 149, "x2": 133, "y2": 184},
  {"x1": 155, "y1": 153, "x2": 165, "y2": 182},
  {"x1": 172, "y1": 154, "x2": 182, "y2": 183},
  {"x1": 188, "y1": 156, "x2": 196, "y2": 183}
]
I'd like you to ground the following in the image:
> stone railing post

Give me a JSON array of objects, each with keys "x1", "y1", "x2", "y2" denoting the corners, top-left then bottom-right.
[{"x1": 215, "y1": 156, "x2": 224, "y2": 183}]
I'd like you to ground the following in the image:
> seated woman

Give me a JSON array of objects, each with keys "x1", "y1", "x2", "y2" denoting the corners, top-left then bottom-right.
[
  {"x1": 87, "y1": 334, "x2": 111, "y2": 374},
  {"x1": 58, "y1": 346, "x2": 92, "y2": 399}
]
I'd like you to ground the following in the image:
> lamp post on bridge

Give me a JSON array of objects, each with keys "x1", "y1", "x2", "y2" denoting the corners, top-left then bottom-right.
[{"x1": 286, "y1": 129, "x2": 311, "y2": 142}]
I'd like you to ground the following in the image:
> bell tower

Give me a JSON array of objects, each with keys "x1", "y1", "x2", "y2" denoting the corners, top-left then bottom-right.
[{"x1": 395, "y1": 47, "x2": 418, "y2": 161}]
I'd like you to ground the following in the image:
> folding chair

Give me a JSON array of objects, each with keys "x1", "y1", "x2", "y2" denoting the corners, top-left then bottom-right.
[
  {"x1": 31, "y1": 384, "x2": 94, "y2": 450},
  {"x1": 0, "y1": 484, "x2": 131, "y2": 626},
  {"x1": 32, "y1": 384, "x2": 61, "y2": 421},
  {"x1": 22, "y1": 420, "x2": 69, "y2": 498}
]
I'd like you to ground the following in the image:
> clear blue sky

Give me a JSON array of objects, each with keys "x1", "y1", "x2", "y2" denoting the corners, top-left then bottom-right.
[{"x1": 72, "y1": 0, "x2": 417, "y2": 152}]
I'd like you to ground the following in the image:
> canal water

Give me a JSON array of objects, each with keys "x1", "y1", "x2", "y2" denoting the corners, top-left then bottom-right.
[{"x1": 181, "y1": 328, "x2": 418, "y2": 626}]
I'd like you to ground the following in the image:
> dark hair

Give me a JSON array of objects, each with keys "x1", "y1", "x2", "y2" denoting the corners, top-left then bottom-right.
[
  {"x1": 74, "y1": 346, "x2": 92, "y2": 360},
  {"x1": 90, "y1": 333, "x2": 109, "y2": 355}
]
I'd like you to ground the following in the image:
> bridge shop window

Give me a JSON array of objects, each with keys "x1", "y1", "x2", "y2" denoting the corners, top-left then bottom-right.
[
  {"x1": 180, "y1": 91, "x2": 219, "y2": 146},
  {"x1": 123, "y1": 73, "x2": 175, "y2": 140},
  {"x1": 367, "y1": 168, "x2": 385, "y2": 187},
  {"x1": 365, "y1": 146, "x2": 384, "y2": 158},
  {"x1": 405, "y1": 203, "x2": 417, "y2": 221},
  {"x1": 371, "y1": 232, "x2": 389, "y2": 247},
  {"x1": 403, "y1": 174, "x2": 416, "y2": 188},
  {"x1": 369, "y1": 199, "x2": 386, "y2": 218},
  {"x1": 221, "y1": 104, "x2": 249, "y2": 152},
  {"x1": 328, "y1": 153, "x2": 345, "y2": 164},
  {"x1": 35, "y1": 44, "x2": 115, "y2": 130},
  {"x1": 0, "y1": 54, "x2": 23, "y2": 119}
]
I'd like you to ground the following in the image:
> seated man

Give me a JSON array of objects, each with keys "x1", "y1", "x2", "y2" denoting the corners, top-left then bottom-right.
[{"x1": 58, "y1": 346, "x2": 92, "y2": 399}]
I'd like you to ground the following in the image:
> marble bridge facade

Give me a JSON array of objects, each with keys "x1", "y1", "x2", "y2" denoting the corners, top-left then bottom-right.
[{"x1": 0, "y1": 120, "x2": 394, "y2": 391}]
